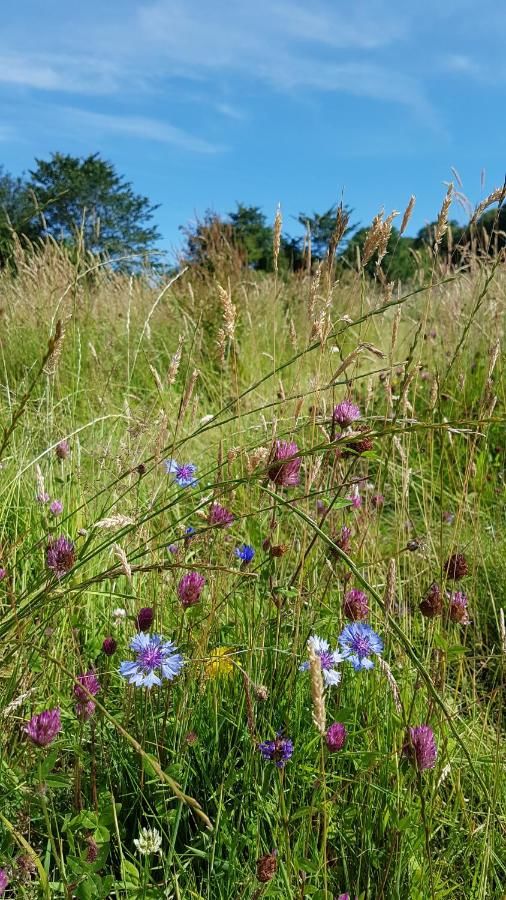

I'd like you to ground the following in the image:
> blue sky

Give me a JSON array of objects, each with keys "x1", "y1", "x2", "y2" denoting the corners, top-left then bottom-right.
[{"x1": 1, "y1": 0, "x2": 505, "y2": 258}]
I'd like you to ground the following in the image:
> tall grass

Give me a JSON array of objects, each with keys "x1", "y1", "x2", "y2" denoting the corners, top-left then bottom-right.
[{"x1": 0, "y1": 214, "x2": 505, "y2": 899}]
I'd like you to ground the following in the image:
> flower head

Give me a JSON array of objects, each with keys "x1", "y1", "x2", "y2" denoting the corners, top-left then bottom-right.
[
  {"x1": 208, "y1": 502, "x2": 234, "y2": 527},
  {"x1": 343, "y1": 425, "x2": 373, "y2": 456},
  {"x1": 46, "y1": 535, "x2": 75, "y2": 579},
  {"x1": 268, "y1": 440, "x2": 301, "y2": 488},
  {"x1": 119, "y1": 633, "x2": 184, "y2": 688},
  {"x1": 74, "y1": 671, "x2": 100, "y2": 702},
  {"x1": 205, "y1": 646, "x2": 234, "y2": 679},
  {"x1": 112, "y1": 607, "x2": 127, "y2": 624},
  {"x1": 56, "y1": 439, "x2": 70, "y2": 459},
  {"x1": 333, "y1": 400, "x2": 361, "y2": 427},
  {"x1": 348, "y1": 485, "x2": 362, "y2": 510},
  {"x1": 36, "y1": 491, "x2": 50, "y2": 505},
  {"x1": 256, "y1": 851, "x2": 278, "y2": 883},
  {"x1": 85, "y1": 836, "x2": 99, "y2": 863},
  {"x1": 136, "y1": 607, "x2": 154, "y2": 632},
  {"x1": 333, "y1": 525, "x2": 352, "y2": 554},
  {"x1": 164, "y1": 459, "x2": 198, "y2": 488},
  {"x1": 0, "y1": 870, "x2": 8, "y2": 896},
  {"x1": 134, "y1": 826, "x2": 162, "y2": 855},
  {"x1": 343, "y1": 589, "x2": 369, "y2": 621},
  {"x1": 259, "y1": 733, "x2": 294, "y2": 768},
  {"x1": 419, "y1": 582, "x2": 442, "y2": 618},
  {"x1": 102, "y1": 636, "x2": 117, "y2": 656},
  {"x1": 404, "y1": 725, "x2": 437, "y2": 771},
  {"x1": 444, "y1": 552, "x2": 468, "y2": 580},
  {"x1": 326, "y1": 722, "x2": 347, "y2": 752},
  {"x1": 76, "y1": 700, "x2": 96, "y2": 721},
  {"x1": 338, "y1": 622, "x2": 383, "y2": 671},
  {"x1": 49, "y1": 499, "x2": 63, "y2": 517},
  {"x1": 235, "y1": 544, "x2": 255, "y2": 564},
  {"x1": 0, "y1": 568, "x2": 6, "y2": 581},
  {"x1": 449, "y1": 590, "x2": 470, "y2": 624},
  {"x1": 24, "y1": 708, "x2": 62, "y2": 746},
  {"x1": 371, "y1": 493, "x2": 385, "y2": 509},
  {"x1": 178, "y1": 571, "x2": 205, "y2": 608},
  {"x1": 299, "y1": 635, "x2": 343, "y2": 687}
]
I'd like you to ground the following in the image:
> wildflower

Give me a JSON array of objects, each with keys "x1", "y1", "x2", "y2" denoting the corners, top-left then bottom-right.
[
  {"x1": 24, "y1": 708, "x2": 62, "y2": 746},
  {"x1": 37, "y1": 491, "x2": 50, "y2": 504},
  {"x1": 76, "y1": 700, "x2": 96, "y2": 720},
  {"x1": 404, "y1": 725, "x2": 437, "y2": 771},
  {"x1": 299, "y1": 636, "x2": 343, "y2": 687},
  {"x1": 444, "y1": 553, "x2": 468, "y2": 580},
  {"x1": 74, "y1": 671, "x2": 100, "y2": 703},
  {"x1": 85, "y1": 836, "x2": 99, "y2": 863},
  {"x1": 268, "y1": 440, "x2": 301, "y2": 487},
  {"x1": 119, "y1": 633, "x2": 184, "y2": 688},
  {"x1": 205, "y1": 646, "x2": 234, "y2": 679},
  {"x1": 338, "y1": 894, "x2": 351, "y2": 900},
  {"x1": 331, "y1": 525, "x2": 352, "y2": 555},
  {"x1": 55, "y1": 439, "x2": 70, "y2": 459},
  {"x1": 49, "y1": 499, "x2": 63, "y2": 517},
  {"x1": 185, "y1": 730, "x2": 198, "y2": 745},
  {"x1": 136, "y1": 606, "x2": 154, "y2": 631},
  {"x1": 338, "y1": 622, "x2": 383, "y2": 671},
  {"x1": 259, "y1": 732, "x2": 294, "y2": 768},
  {"x1": 371, "y1": 493, "x2": 385, "y2": 509},
  {"x1": 112, "y1": 607, "x2": 127, "y2": 623},
  {"x1": 134, "y1": 826, "x2": 162, "y2": 855},
  {"x1": 46, "y1": 535, "x2": 75, "y2": 579},
  {"x1": 256, "y1": 850, "x2": 278, "y2": 883},
  {"x1": 184, "y1": 526, "x2": 196, "y2": 544},
  {"x1": 419, "y1": 582, "x2": 442, "y2": 618},
  {"x1": 136, "y1": 463, "x2": 146, "y2": 477},
  {"x1": 343, "y1": 589, "x2": 369, "y2": 621},
  {"x1": 0, "y1": 568, "x2": 6, "y2": 581},
  {"x1": 235, "y1": 544, "x2": 255, "y2": 564},
  {"x1": 167, "y1": 543, "x2": 179, "y2": 555},
  {"x1": 16, "y1": 854, "x2": 37, "y2": 880},
  {"x1": 164, "y1": 459, "x2": 198, "y2": 488},
  {"x1": 348, "y1": 485, "x2": 362, "y2": 510},
  {"x1": 208, "y1": 502, "x2": 234, "y2": 527},
  {"x1": 449, "y1": 590, "x2": 470, "y2": 624},
  {"x1": 178, "y1": 571, "x2": 205, "y2": 608},
  {"x1": 343, "y1": 425, "x2": 373, "y2": 456},
  {"x1": 0, "y1": 870, "x2": 8, "y2": 896},
  {"x1": 254, "y1": 684, "x2": 269, "y2": 701},
  {"x1": 333, "y1": 400, "x2": 361, "y2": 427},
  {"x1": 442, "y1": 511, "x2": 455, "y2": 525},
  {"x1": 102, "y1": 636, "x2": 117, "y2": 656},
  {"x1": 326, "y1": 722, "x2": 347, "y2": 752}
]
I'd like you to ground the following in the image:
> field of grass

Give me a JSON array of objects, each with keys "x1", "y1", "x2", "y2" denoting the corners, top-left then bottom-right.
[{"x1": 0, "y1": 223, "x2": 505, "y2": 899}]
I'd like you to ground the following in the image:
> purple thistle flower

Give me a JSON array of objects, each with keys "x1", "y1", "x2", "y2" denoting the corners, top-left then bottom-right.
[
  {"x1": 136, "y1": 607, "x2": 154, "y2": 631},
  {"x1": 49, "y1": 499, "x2": 64, "y2": 517},
  {"x1": 178, "y1": 571, "x2": 206, "y2": 608},
  {"x1": 404, "y1": 725, "x2": 437, "y2": 771},
  {"x1": 299, "y1": 635, "x2": 343, "y2": 687},
  {"x1": 55, "y1": 439, "x2": 70, "y2": 459},
  {"x1": 164, "y1": 459, "x2": 198, "y2": 488},
  {"x1": 343, "y1": 589, "x2": 369, "y2": 621},
  {"x1": 449, "y1": 590, "x2": 470, "y2": 624},
  {"x1": 333, "y1": 400, "x2": 361, "y2": 427},
  {"x1": 119, "y1": 632, "x2": 184, "y2": 688},
  {"x1": 338, "y1": 894, "x2": 351, "y2": 900},
  {"x1": 102, "y1": 636, "x2": 117, "y2": 656},
  {"x1": 76, "y1": 700, "x2": 96, "y2": 721},
  {"x1": 24, "y1": 708, "x2": 62, "y2": 746},
  {"x1": 268, "y1": 440, "x2": 301, "y2": 488},
  {"x1": 338, "y1": 622, "x2": 383, "y2": 671},
  {"x1": 0, "y1": 870, "x2": 8, "y2": 896},
  {"x1": 259, "y1": 732, "x2": 294, "y2": 768},
  {"x1": 326, "y1": 722, "x2": 347, "y2": 752},
  {"x1": 74, "y1": 671, "x2": 100, "y2": 703},
  {"x1": 235, "y1": 544, "x2": 255, "y2": 564},
  {"x1": 46, "y1": 535, "x2": 75, "y2": 579},
  {"x1": 208, "y1": 502, "x2": 234, "y2": 527}
]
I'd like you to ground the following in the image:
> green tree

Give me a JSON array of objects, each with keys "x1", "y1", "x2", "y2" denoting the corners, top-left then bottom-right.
[
  {"x1": 227, "y1": 204, "x2": 275, "y2": 270},
  {"x1": 297, "y1": 204, "x2": 356, "y2": 261},
  {"x1": 27, "y1": 153, "x2": 160, "y2": 265},
  {"x1": 0, "y1": 167, "x2": 40, "y2": 267}
]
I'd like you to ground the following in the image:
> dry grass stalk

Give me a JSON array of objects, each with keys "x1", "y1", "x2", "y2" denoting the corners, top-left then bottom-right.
[
  {"x1": 308, "y1": 641, "x2": 326, "y2": 735},
  {"x1": 43, "y1": 319, "x2": 66, "y2": 376},
  {"x1": 273, "y1": 205, "x2": 282, "y2": 275},
  {"x1": 149, "y1": 365, "x2": 164, "y2": 394},
  {"x1": 216, "y1": 328, "x2": 226, "y2": 367},
  {"x1": 168, "y1": 335, "x2": 184, "y2": 384},
  {"x1": 376, "y1": 210, "x2": 400, "y2": 270},
  {"x1": 35, "y1": 464, "x2": 46, "y2": 501},
  {"x1": 470, "y1": 184, "x2": 506, "y2": 224},
  {"x1": 499, "y1": 609, "x2": 506, "y2": 654},
  {"x1": 429, "y1": 376, "x2": 439, "y2": 411},
  {"x1": 326, "y1": 204, "x2": 350, "y2": 280},
  {"x1": 391, "y1": 306, "x2": 402, "y2": 355},
  {"x1": 362, "y1": 211, "x2": 385, "y2": 267},
  {"x1": 95, "y1": 515, "x2": 135, "y2": 530},
  {"x1": 434, "y1": 183, "x2": 453, "y2": 250},
  {"x1": 384, "y1": 558, "x2": 396, "y2": 618},
  {"x1": 288, "y1": 318, "x2": 297, "y2": 350},
  {"x1": 308, "y1": 262, "x2": 322, "y2": 320},
  {"x1": 245, "y1": 446, "x2": 269, "y2": 475},
  {"x1": 487, "y1": 339, "x2": 501, "y2": 379},
  {"x1": 180, "y1": 369, "x2": 199, "y2": 419},
  {"x1": 400, "y1": 195, "x2": 416, "y2": 236},
  {"x1": 217, "y1": 283, "x2": 237, "y2": 341},
  {"x1": 113, "y1": 543, "x2": 132, "y2": 584},
  {"x1": 377, "y1": 657, "x2": 402, "y2": 714}
]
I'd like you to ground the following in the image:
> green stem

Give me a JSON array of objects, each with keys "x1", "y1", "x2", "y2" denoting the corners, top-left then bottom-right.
[{"x1": 38, "y1": 759, "x2": 66, "y2": 888}]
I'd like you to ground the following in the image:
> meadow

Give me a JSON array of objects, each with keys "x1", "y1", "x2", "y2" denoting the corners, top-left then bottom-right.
[{"x1": 0, "y1": 204, "x2": 505, "y2": 899}]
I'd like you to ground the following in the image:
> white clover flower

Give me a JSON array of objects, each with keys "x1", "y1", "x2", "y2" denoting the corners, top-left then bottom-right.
[
  {"x1": 112, "y1": 608, "x2": 127, "y2": 625},
  {"x1": 134, "y1": 826, "x2": 162, "y2": 855}
]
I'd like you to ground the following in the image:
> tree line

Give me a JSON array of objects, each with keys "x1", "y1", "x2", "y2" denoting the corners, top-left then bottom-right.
[{"x1": 1, "y1": 152, "x2": 505, "y2": 278}]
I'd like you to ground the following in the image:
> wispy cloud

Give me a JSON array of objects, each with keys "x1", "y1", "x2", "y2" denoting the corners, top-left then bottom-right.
[
  {"x1": 62, "y1": 108, "x2": 225, "y2": 153},
  {"x1": 0, "y1": 52, "x2": 119, "y2": 94}
]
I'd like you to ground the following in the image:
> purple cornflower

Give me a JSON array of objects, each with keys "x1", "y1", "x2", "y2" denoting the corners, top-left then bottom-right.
[
  {"x1": 235, "y1": 544, "x2": 255, "y2": 564},
  {"x1": 178, "y1": 571, "x2": 206, "y2": 608},
  {"x1": 326, "y1": 722, "x2": 347, "y2": 752},
  {"x1": 333, "y1": 400, "x2": 361, "y2": 427},
  {"x1": 268, "y1": 440, "x2": 301, "y2": 488},
  {"x1": 164, "y1": 459, "x2": 198, "y2": 488},
  {"x1": 49, "y1": 499, "x2": 63, "y2": 517},
  {"x1": 404, "y1": 725, "x2": 437, "y2": 771},
  {"x1": 299, "y1": 635, "x2": 343, "y2": 687},
  {"x1": 56, "y1": 439, "x2": 70, "y2": 459},
  {"x1": 343, "y1": 589, "x2": 369, "y2": 621},
  {"x1": 136, "y1": 607, "x2": 154, "y2": 631},
  {"x1": 0, "y1": 870, "x2": 8, "y2": 896},
  {"x1": 24, "y1": 708, "x2": 62, "y2": 746},
  {"x1": 119, "y1": 633, "x2": 184, "y2": 688},
  {"x1": 338, "y1": 622, "x2": 383, "y2": 671},
  {"x1": 208, "y1": 502, "x2": 234, "y2": 527},
  {"x1": 259, "y1": 732, "x2": 294, "y2": 768},
  {"x1": 102, "y1": 636, "x2": 117, "y2": 656},
  {"x1": 46, "y1": 535, "x2": 75, "y2": 579},
  {"x1": 449, "y1": 591, "x2": 470, "y2": 625},
  {"x1": 74, "y1": 671, "x2": 100, "y2": 703}
]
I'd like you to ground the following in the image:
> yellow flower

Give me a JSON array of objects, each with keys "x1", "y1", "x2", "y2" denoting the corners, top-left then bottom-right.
[{"x1": 205, "y1": 646, "x2": 234, "y2": 679}]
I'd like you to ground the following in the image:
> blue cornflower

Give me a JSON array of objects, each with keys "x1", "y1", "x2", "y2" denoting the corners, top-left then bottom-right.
[
  {"x1": 119, "y1": 633, "x2": 184, "y2": 688},
  {"x1": 338, "y1": 622, "x2": 383, "y2": 671},
  {"x1": 235, "y1": 544, "x2": 255, "y2": 564},
  {"x1": 299, "y1": 635, "x2": 343, "y2": 687},
  {"x1": 259, "y1": 732, "x2": 294, "y2": 768},
  {"x1": 164, "y1": 459, "x2": 198, "y2": 488}
]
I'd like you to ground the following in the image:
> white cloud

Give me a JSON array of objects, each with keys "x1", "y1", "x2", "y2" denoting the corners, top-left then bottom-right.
[
  {"x1": 0, "y1": 52, "x2": 119, "y2": 94},
  {"x1": 62, "y1": 108, "x2": 225, "y2": 153}
]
